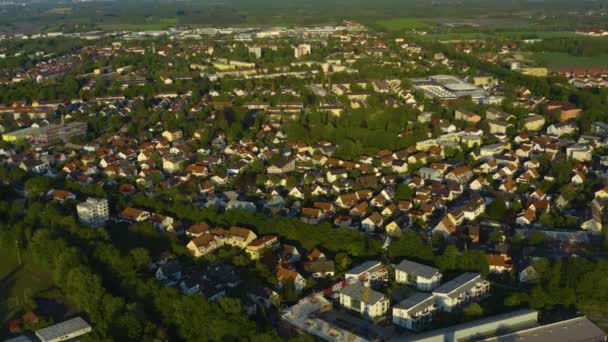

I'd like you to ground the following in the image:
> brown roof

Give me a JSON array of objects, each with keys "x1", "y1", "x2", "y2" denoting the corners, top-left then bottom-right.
[
  {"x1": 120, "y1": 207, "x2": 145, "y2": 219},
  {"x1": 351, "y1": 201, "x2": 369, "y2": 214},
  {"x1": 450, "y1": 166, "x2": 472, "y2": 176},
  {"x1": 308, "y1": 248, "x2": 325, "y2": 261},
  {"x1": 365, "y1": 212, "x2": 383, "y2": 224},
  {"x1": 487, "y1": 254, "x2": 512, "y2": 268},
  {"x1": 51, "y1": 190, "x2": 73, "y2": 200},
  {"x1": 228, "y1": 226, "x2": 255, "y2": 239},
  {"x1": 191, "y1": 234, "x2": 216, "y2": 247},
  {"x1": 338, "y1": 193, "x2": 358, "y2": 205},
  {"x1": 301, "y1": 207, "x2": 322, "y2": 218},
  {"x1": 188, "y1": 222, "x2": 210, "y2": 235},
  {"x1": 314, "y1": 202, "x2": 333, "y2": 212},
  {"x1": 440, "y1": 215, "x2": 456, "y2": 234},
  {"x1": 523, "y1": 208, "x2": 536, "y2": 222},
  {"x1": 305, "y1": 260, "x2": 335, "y2": 273},
  {"x1": 247, "y1": 235, "x2": 278, "y2": 248},
  {"x1": 277, "y1": 266, "x2": 300, "y2": 283}
]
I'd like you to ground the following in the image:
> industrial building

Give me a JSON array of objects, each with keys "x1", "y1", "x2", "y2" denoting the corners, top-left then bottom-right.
[
  {"x1": 2, "y1": 122, "x2": 86, "y2": 145},
  {"x1": 411, "y1": 75, "x2": 488, "y2": 103}
]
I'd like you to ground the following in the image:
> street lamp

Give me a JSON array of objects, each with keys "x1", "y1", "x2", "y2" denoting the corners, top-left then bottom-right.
[{"x1": 16, "y1": 240, "x2": 21, "y2": 266}]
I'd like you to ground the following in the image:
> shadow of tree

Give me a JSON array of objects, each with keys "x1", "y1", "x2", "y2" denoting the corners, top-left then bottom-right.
[{"x1": 0, "y1": 265, "x2": 22, "y2": 335}]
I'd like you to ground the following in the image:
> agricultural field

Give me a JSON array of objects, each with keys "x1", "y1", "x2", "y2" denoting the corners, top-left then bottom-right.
[
  {"x1": 0, "y1": 244, "x2": 54, "y2": 325},
  {"x1": 526, "y1": 52, "x2": 608, "y2": 69},
  {"x1": 375, "y1": 17, "x2": 431, "y2": 31}
]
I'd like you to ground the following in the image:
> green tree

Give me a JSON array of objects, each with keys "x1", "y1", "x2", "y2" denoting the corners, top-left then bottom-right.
[
  {"x1": 335, "y1": 252, "x2": 352, "y2": 271},
  {"x1": 25, "y1": 176, "x2": 51, "y2": 198},
  {"x1": 395, "y1": 184, "x2": 415, "y2": 201},
  {"x1": 486, "y1": 196, "x2": 507, "y2": 220}
]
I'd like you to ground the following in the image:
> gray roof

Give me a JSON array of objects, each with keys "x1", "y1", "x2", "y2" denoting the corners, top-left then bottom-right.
[
  {"x1": 395, "y1": 259, "x2": 440, "y2": 279},
  {"x1": 433, "y1": 272, "x2": 482, "y2": 298},
  {"x1": 346, "y1": 260, "x2": 383, "y2": 276},
  {"x1": 3, "y1": 336, "x2": 34, "y2": 342},
  {"x1": 340, "y1": 282, "x2": 386, "y2": 305},
  {"x1": 35, "y1": 317, "x2": 92, "y2": 342},
  {"x1": 394, "y1": 309, "x2": 539, "y2": 342},
  {"x1": 394, "y1": 292, "x2": 435, "y2": 315},
  {"x1": 482, "y1": 316, "x2": 606, "y2": 342}
]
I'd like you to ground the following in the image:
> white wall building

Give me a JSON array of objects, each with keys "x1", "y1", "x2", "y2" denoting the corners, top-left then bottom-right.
[
  {"x1": 76, "y1": 198, "x2": 109, "y2": 227},
  {"x1": 394, "y1": 259, "x2": 442, "y2": 291},
  {"x1": 433, "y1": 273, "x2": 490, "y2": 312},
  {"x1": 294, "y1": 44, "x2": 311, "y2": 58},
  {"x1": 339, "y1": 282, "x2": 389, "y2": 319},
  {"x1": 392, "y1": 292, "x2": 438, "y2": 331}
]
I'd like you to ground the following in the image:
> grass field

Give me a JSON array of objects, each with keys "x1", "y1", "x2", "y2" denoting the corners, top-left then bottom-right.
[
  {"x1": 0, "y1": 245, "x2": 54, "y2": 324},
  {"x1": 526, "y1": 52, "x2": 608, "y2": 69},
  {"x1": 97, "y1": 17, "x2": 178, "y2": 31},
  {"x1": 376, "y1": 17, "x2": 430, "y2": 31},
  {"x1": 420, "y1": 30, "x2": 577, "y2": 42}
]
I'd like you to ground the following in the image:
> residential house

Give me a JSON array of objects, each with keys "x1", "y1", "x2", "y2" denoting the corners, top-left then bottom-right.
[
  {"x1": 186, "y1": 222, "x2": 211, "y2": 238},
  {"x1": 267, "y1": 158, "x2": 296, "y2": 174},
  {"x1": 566, "y1": 144, "x2": 593, "y2": 162},
  {"x1": 307, "y1": 248, "x2": 327, "y2": 262},
  {"x1": 361, "y1": 212, "x2": 384, "y2": 232},
  {"x1": 487, "y1": 254, "x2": 513, "y2": 273},
  {"x1": 345, "y1": 261, "x2": 389, "y2": 287},
  {"x1": 547, "y1": 121, "x2": 577, "y2": 137},
  {"x1": 276, "y1": 266, "x2": 306, "y2": 293},
  {"x1": 155, "y1": 260, "x2": 182, "y2": 287},
  {"x1": 446, "y1": 166, "x2": 473, "y2": 184},
  {"x1": 119, "y1": 207, "x2": 150, "y2": 222},
  {"x1": 161, "y1": 129, "x2": 183, "y2": 142},
  {"x1": 246, "y1": 235, "x2": 279, "y2": 260},
  {"x1": 281, "y1": 245, "x2": 301, "y2": 264},
  {"x1": 223, "y1": 226, "x2": 257, "y2": 248},
  {"x1": 544, "y1": 102, "x2": 582, "y2": 122},
  {"x1": 487, "y1": 120, "x2": 511, "y2": 135},
  {"x1": 522, "y1": 115, "x2": 545, "y2": 131},
  {"x1": 187, "y1": 234, "x2": 221, "y2": 257},
  {"x1": 301, "y1": 207, "x2": 324, "y2": 224},
  {"x1": 454, "y1": 109, "x2": 482, "y2": 124},
  {"x1": 305, "y1": 260, "x2": 335, "y2": 278},
  {"x1": 433, "y1": 214, "x2": 457, "y2": 236}
]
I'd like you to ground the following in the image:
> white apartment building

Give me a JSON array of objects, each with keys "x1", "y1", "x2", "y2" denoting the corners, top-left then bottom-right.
[
  {"x1": 77, "y1": 198, "x2": 109, "y2": 227},
  {"x1": 294, "y1": 44, "x2": 311, "y2": 58},
  {"x1": 393, "y1": 292, "x2": 438, "y2": 331},
  {"x1": 339, "y1": 282, "x2": 389, "y2": 319},
  {"x1": 433, "y1": 273, "x2": 490, "y2": 312},
  {"x1": 394, "y1": 259, "x2": 443, "y2": 291}
]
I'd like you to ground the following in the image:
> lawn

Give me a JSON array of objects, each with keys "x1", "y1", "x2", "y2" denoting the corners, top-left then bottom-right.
[
  {"x1": 376, "y1": 17, "x2": 430, "y2": 31},
  {"x1": 0, "y1": 244, "x2": 54, "y2": 325},
  {"x1": 526, "y1": 52, "x2": 608, "y2": 69}
]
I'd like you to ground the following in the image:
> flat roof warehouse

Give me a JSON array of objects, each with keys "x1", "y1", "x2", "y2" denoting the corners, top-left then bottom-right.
[
  {"x1": 35, "y1": 317, "x2": 92, "y2": 342},
  {"x1": 4, "y1": 317, "x2": 92, "y2": 342}
]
